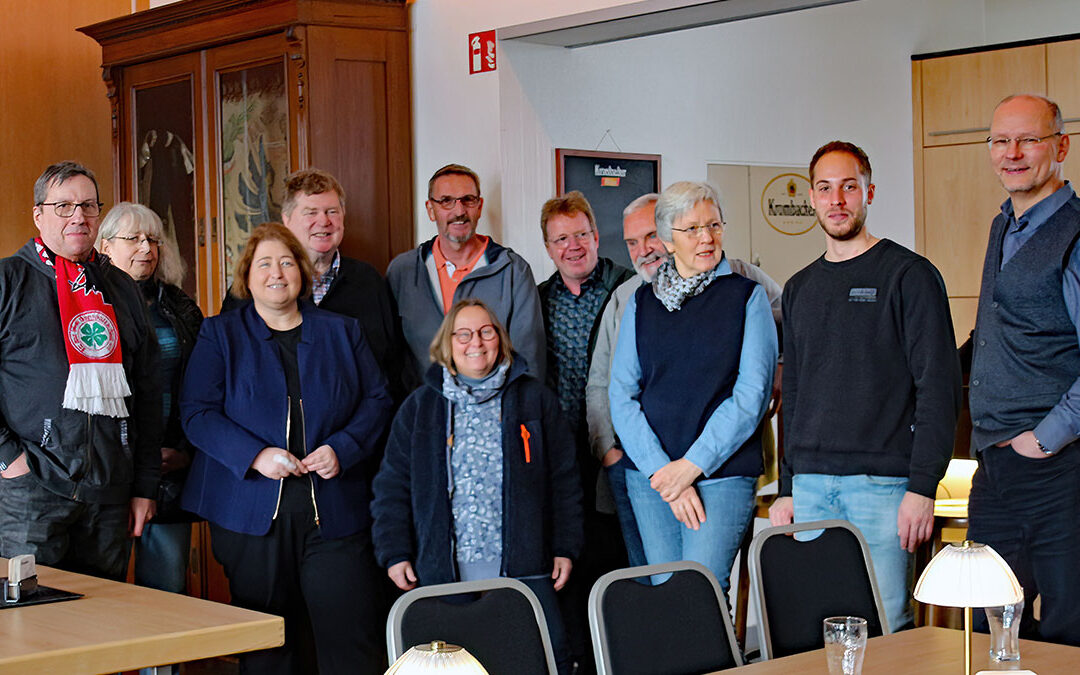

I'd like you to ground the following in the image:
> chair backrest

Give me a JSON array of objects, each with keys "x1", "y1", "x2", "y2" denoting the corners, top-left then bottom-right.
[
  {"x1": 750, "y1": 519, "x2": 889, "y2": 660},
  {"x1": 386, "y1": 577, "x2": 557, "y2": 675},
  {"x1": 588, "y1": 561, "x2": 743, "y2": 675}
]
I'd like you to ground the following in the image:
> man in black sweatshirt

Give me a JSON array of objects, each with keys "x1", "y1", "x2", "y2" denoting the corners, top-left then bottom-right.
[{"x1": 769, "y1": 141, "x2": 961, "y2": 632}]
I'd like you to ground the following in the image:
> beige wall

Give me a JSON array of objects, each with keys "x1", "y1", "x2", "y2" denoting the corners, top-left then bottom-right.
[{"x1": 0, "y1": 1, "x2": 132, "y2": 257}]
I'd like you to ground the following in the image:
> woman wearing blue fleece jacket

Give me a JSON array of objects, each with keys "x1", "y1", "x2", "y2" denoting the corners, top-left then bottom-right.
[{"x1": 372, "y1": 298, "x2": 583, "y2": 674}]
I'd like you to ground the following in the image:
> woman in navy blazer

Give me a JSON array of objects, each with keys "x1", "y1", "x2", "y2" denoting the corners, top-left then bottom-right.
[{"x1": 181, "y1": 223, "x2": 392, "y2": 675}]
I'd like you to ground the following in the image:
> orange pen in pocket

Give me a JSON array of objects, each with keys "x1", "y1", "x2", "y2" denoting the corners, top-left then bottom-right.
[{"x1": 520, "y1": 424, "x2": 532, "y2": 463}]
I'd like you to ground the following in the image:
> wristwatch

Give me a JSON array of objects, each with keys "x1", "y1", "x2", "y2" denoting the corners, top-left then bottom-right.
[{"x1": 1034, "y1": 434, "x2": 1057, "y2": 456}]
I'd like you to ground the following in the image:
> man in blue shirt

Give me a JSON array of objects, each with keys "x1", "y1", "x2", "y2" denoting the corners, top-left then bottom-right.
[{"x1": 967, "y1": 94, "x2": 1080, "y2": 646}]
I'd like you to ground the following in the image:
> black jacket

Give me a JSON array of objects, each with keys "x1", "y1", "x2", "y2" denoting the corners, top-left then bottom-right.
[
  {"x1": 143, "y1": 279, "x2": 203, "y2": 521},
  {"x1": 371, "y1": 357, "x2": 583, "y2": 585},
  {"x1": 0, "y1": 241, "x2": 162, "y2": 503}
]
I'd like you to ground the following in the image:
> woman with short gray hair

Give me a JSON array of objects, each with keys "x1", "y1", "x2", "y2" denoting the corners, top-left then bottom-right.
[{"x1": 609, "y1": 180, "x2": 777, "y2": 595}]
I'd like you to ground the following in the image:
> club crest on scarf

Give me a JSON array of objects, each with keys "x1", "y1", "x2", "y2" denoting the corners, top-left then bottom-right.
[{"x1": 68, "y1": 310, "x2": 119, "y2": 359}]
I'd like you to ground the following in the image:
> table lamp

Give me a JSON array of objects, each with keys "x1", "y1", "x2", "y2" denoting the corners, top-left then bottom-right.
[
  {"x1": 913, "y1": 541, "x2": 1023, "y2": 675},
  {"x1": 384, "y1": 640, "x2": 489, "y2": 674}
]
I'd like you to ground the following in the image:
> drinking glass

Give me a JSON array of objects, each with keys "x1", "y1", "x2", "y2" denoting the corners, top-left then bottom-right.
[
  {"x1": 985, "y1": 596, "x2": 1024, "y2": 663},
  {"x1": 823, "y1": 616, "x2": 868, "y2": 675}
]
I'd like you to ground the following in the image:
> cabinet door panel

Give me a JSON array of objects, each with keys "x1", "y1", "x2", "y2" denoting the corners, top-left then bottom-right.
[
  {"x1": 206, "y1": 35, "x2": 292, "y2": 299},
  {"x1": 307, "y1": 26, "x2": 412, "y2": 272},
  {"x1": 922, "y1": 144, "x2": 1003, "y2": 297},
  {"x1": 921, "y1": 46, "x2": 1046, "y2": 147},
  {"x1": 122, "y1": 54, "x2": 206, "y2": 306}
]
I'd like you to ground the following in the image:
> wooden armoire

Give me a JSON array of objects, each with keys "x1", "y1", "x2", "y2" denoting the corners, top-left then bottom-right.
[
  {"x1": 79, "y1": 0, "x2": 413, "y2": 313},
  {"x1": 79, "y1": 0, "x2": 413, "y2": 601}
]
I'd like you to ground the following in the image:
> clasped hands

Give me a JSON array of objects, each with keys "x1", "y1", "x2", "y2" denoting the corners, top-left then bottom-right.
[
  {"x1": 252, "y1": 444, "x2": 340, "y2": 480},
  {"x1": 650, "y1": 458, "x2": 706, "y2": 530}
]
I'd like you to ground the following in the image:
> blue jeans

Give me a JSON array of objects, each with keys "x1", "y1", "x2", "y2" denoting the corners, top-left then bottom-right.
[
  {"x1": 625, "y1": 469, "x2": 755, "y2": 594},
  {"x1": 605, "y1": 459, "x2": 648, "y2": 568},
  {"x1": 134, "y1": 522, "x2": 192, "y2": 594},
  {"x1": 792, "y1": 474, "x2": 912, "y2": 632}
]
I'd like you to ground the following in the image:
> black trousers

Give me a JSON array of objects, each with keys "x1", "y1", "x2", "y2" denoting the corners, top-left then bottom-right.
[
  {"x1": 0, "y1": 473, "x2": 130, "y2": 581},
  {"x1": 210, "y1": 515, "x2": 387, "y2": 675},
  {"x1": 967, "y1": 443, "x2": 1080, "y2": 646}
]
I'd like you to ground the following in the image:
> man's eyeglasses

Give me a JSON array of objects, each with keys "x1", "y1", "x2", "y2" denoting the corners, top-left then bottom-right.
[
  {"x1": 670, "y1": 222, "x2": 724, "y2": 239},
  {"x1": 986, "y1": 132, "x2": 1062, "y2": 151},
  {"x1": 37, "y1": 201, "x2": 104, "y2": 218},
  {"x1": 430, "y1": 195, "x2": 481, "y2": 210},
  {"x1": 109, "y1": 234, "x2": 161, "y2": 247},
  {"x1": 547, "y1": 230, "x2": 594, "y2": 249},
  {"x1": 452, "y1": 325, "x2": 498, "y2": 344}
]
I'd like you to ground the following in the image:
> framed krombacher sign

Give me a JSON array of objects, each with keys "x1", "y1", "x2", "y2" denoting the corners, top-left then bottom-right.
[{"x1": 556, "y1": 149, "x2": 661, "y2": 272}]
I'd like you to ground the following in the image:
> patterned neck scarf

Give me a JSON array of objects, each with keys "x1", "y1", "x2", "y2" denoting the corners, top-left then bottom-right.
[
  {"x1": 651, "y1": 258, "x2": 721, "y2": 312},
  {"x1": 35, "y1": 239, "x2": 130, "y2": 417}
]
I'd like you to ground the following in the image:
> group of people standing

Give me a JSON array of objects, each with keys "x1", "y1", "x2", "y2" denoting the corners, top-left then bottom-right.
[{"x1": 0, "y1": 90, "x2": 1077, "y2": 674}]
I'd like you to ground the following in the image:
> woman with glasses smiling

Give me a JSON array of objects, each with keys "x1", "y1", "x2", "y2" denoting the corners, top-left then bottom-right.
[
  {"x1": 97, "y1": 203, "x2": 203, "y2": 596},
  {"x1": 372, "y1": 298, "x2": 583, "y2": 674},
  {"x1": 609, "y1": 181, "x2": 777, "y2": 598}
]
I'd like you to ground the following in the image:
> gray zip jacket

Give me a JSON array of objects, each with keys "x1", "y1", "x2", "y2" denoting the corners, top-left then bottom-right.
[{"x1": 387, "y1": 236, "x2": 546, "y2": 384}]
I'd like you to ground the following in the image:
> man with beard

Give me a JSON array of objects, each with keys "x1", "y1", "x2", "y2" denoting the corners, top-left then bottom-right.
[
  {"x1": 388, "y1": 163, "x2": 545, "y2": 382},
  {"x1": 769, "y1": 141, "x2": 961, "y2": 633},
  {"x1": 586, "y1": 193, "x2": 782, "y2": 570}
]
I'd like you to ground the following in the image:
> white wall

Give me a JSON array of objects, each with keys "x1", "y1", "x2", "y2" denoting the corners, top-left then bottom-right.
[{"x1": 410, "y1": 0, "x2": 1080, "y2": 278}]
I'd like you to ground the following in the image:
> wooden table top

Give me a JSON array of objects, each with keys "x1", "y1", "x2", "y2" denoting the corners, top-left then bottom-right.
[
  {"x1": 0, "y1": 559, "x2": 283, "y2": 674},
  {"x1": 724, "y1": 626, "x2": 1080, "y2": 673}
]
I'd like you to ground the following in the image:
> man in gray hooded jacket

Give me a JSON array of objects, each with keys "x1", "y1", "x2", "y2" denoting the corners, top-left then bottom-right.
[{"x1": 388, "y1": 163, "x2": 545, "y2": 383}]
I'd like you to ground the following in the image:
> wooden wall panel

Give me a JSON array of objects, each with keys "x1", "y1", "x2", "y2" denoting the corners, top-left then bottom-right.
[
  {"x1": 921, "y1": 45, "x2": 1046, "y2": 147},
  {"x1": 921, "y1": 144, "x2": 1002, "y2": 298},
  {"x1": 1048, "y1": 41, "x2": 1080, "y2": 136},
  {"x1": 0, "y1": 1, "x2": 130, "y2": 257}
]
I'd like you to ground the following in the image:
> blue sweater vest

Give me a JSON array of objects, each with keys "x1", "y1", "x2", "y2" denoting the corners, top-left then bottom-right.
[
  {"x1": 634, "y1": 275, "x2": 764, "y2": 479},
  {"x1": 970, "y1": 197, "x2": 1080, "y2": 450}
]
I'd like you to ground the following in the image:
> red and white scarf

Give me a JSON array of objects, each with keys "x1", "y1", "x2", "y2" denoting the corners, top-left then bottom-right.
[{"x1": 35, "y1": 238, "x2": 130, "y2": 417}]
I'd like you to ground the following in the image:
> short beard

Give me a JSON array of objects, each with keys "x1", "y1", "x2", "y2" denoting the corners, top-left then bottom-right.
[
  {"x1": 818, "y1": 211, "x2": 866, "y2": 242},
  {"x1": 633, "y1": 251, "x2": 668, "y2": 283}
]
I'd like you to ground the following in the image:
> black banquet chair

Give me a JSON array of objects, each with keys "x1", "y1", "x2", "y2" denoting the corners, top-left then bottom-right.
[
  {"x1": 386, "y1": 577, "x2": 557, "y2": 674},
  {"x1": 588, "y1": 560, "x2": 743, "y2": 675},
  {"x1": 749, "y1": 519, "x2": 889, "y2": 660}
]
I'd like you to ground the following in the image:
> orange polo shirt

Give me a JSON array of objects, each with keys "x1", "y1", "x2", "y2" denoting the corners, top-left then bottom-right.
[{"x1": 432, "y1": 234, "x2": 489, "y2": 313}]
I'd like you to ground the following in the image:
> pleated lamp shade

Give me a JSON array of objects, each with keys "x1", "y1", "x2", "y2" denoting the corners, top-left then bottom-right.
[
  {"x1": 384, "y1": 641, "x2": 489, "y2": 675},
  {"x1": 914, "y1": 541, "x2": 1023, "y2": 608}
]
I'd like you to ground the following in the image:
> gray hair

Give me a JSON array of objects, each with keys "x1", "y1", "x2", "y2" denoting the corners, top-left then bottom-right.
[
  {"x1": 623, "y1": 193, "x2": 659, "y2": 218},
  {"x1": 97, "y1": 202, "x2": 187, "y2": 287},
  {"x1": 654, "y1": 181, "x2": 724, "y2": 242},
  {"x1": 995, "y1": 94, "x2": 1064, "y2": 133},
  {"x1": 34, "y1": 161, "x2": 99, "y2": 206}
]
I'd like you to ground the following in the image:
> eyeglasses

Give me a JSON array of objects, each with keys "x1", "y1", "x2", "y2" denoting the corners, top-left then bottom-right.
[
  {"x1": 430, "y1": 194, "x2": 481, "y2": 210},
  {"x1": 452, "y1": 325, "x2": 498, "y2": 344},
  {"x1": 37, "y1": 201, "x2": 104, "y2": 218},
  {"x1": 109, "y1": 234, "x2": 161, "y2": 247},
  {"x1": 986, "y1": 132, "x2": 1062, "y2": 151},
  {"x1": 670, "y1": 222, "x2": 724, "y2": 239},
  {"x1": 548, "y1": 230, "x2": 594, "y2": 248}
]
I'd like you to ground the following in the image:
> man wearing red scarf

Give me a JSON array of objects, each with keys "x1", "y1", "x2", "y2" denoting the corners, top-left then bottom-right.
[{"x1": 0, "y1": 162, "x2": 161, "y2": 581}]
